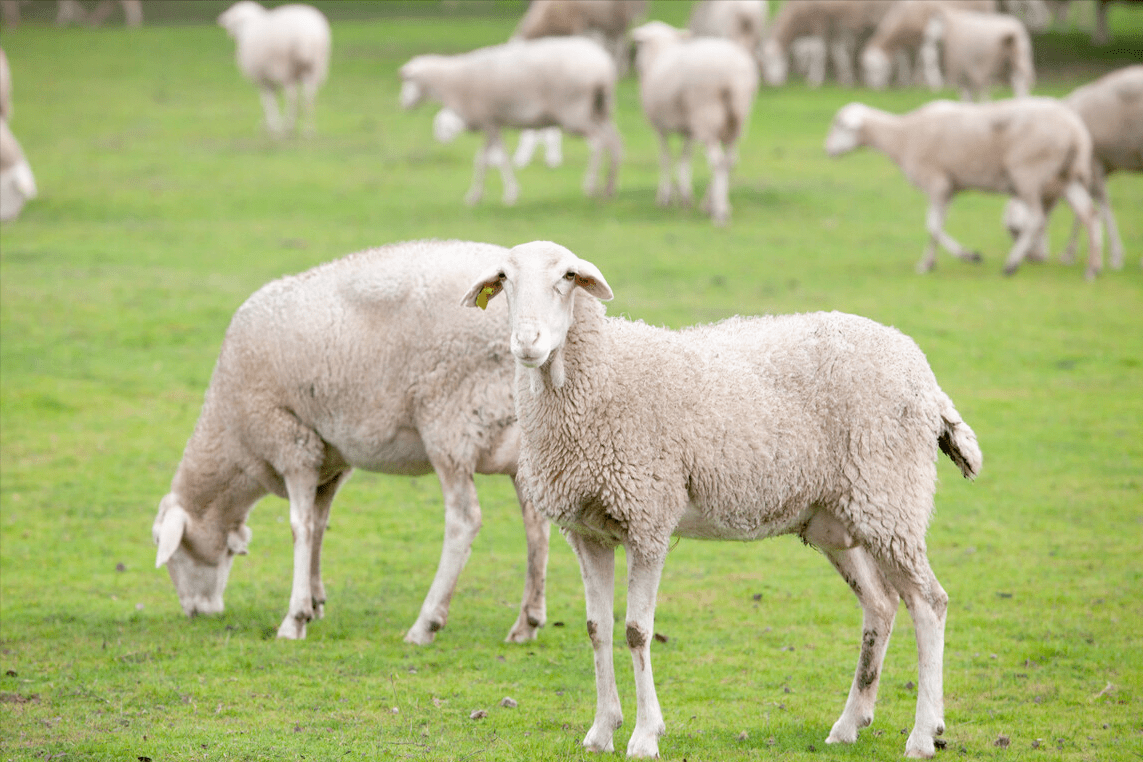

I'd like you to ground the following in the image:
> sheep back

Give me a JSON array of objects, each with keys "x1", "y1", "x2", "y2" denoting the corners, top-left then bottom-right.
[
  {"x1": 1065, "y1": 65, "x2": 1143, "y2": 173},
  {"x1": 234, "y1": 4, "x2": 330, "y2": 89}
]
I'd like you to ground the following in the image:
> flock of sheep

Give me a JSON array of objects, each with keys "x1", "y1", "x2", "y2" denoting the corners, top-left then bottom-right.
[{"x1": 0, "y1": 1, "x2": 1137, "y2": 759}]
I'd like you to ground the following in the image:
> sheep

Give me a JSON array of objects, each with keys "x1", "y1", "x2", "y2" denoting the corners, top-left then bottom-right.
[
  {"x1": 921, "y1": 7, "x2": 1035, "y2": 100},
  {"x1": 861, "y1": 0, "x2": 998, "y2": 91},
  {"x1": 153, "y1": 240, "x2": 550, "y2": 645},
  {"x1": 217, "y1": 1, "x2": 331, "y2": 137},
  {"x1": 0, "y1": 118, "x2": 37, "y2": 222},
  {"x1": 0, "y1": 46, "x2": 11, "y2": 120},
  {"x1": 687, "y1": 0, "x2": 769, "y2": 63},
  {"x1": 631, "y1": 21, "x2": 758, "y2": 226},
  {"x1": 824, "y1": 98, "x2": 1104, "y2": 279},
  {"x1": 54, "y1": 0, "x2": 142, "y2": 26},
  {"x1": 761, "y1": 0, "x2": 894, "y2": 88},
  {"x1": 399, "y1": 36, "x2": 622, "y2": 207},
  {"x1": 461, "y1": 240, "x2": 982, "y2": 760},
  {"x1": 1003, "y1": 64, "x2": 1143, "y2": 270}
]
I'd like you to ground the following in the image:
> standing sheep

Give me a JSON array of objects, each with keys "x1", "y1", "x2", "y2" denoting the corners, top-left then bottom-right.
[
  {"x1": 824, "y1": 98, "x2": 1103, "y2": 278},
  {"x1": 399, "y1": 37, "x2": 622, "y2": 206},
  {"x1": 153, "y1": 240, "x2": 550, "y2": 645},
  {"x1": 1004, "y1": 65, "x2": 1143, "y2": 269},
  {"x1": 0, "y1": 47, "x2": 36, "y2": 223},
  {"x1": 687, "y1": 0, "x2": 769, "y2": 63},
  {"x1": 921, "y1": 7, "x2": 1035, "y2": 100},
  {"x1": 761, "y1": 0, "x2": 894, "y2": 87},
  {"x1": 461, "y1": 241, "x2": 981, "y2": 759},
  {"x1": 217, "y1": 1, "x2": 331, "y2": 137},
  {"x1": 631, "y1": 21, "x2": 758, "y2": 226}
]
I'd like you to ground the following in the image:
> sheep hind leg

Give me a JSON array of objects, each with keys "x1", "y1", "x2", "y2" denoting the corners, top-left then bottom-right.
[
  {"x1": 676, "y1": 137, "x2": 695, "y2": 207},
  {"x1": 486, "y1": 131, "x2": 519, "y2": 206},
  {"x1": 655, "y1": 132, "x2": 675, "y2": 206},
  {"x1": 920, "y1": 195, "x2": 980, "y2": 273},
  {"x1": 1091, "y1": 169, "x2": 1122, "y2": 269},
  {"x1": 1063, "y1": 180, "x2": 1102, "y2": 280},
  {"x1": 822, "y1": 545, "x2": 900, "y2": 746},
  {"x1": 299, "y1": 78, "x2": 320, "y2": 137},
  {"x1": 278, "y1": 470, "x2": 323, "y2": 639},
  {"x1": 258, "y1": 88, "x2": 284, "y2": 137},
  {"x1": 281, "y1": 83, "x2": 299, "y2": 135},
  {"x1": 702, "y1": 141, "x2": 731, "y2": 226},
  {"x1": 1003, "y1": 196, "x2": 1047, "y2": 276},
  {"x1": 404, "y1": 468, "x2": 483, "y2": 645},
  {"x1": 503, "y1": 476, "x2": 550, "y2": 643},
  {"x1": 308, "y1": 471, "x2": 350, "y2": 620},
  {"x1": 567, "y1": 532, "x2": 623, "y2": 754}
]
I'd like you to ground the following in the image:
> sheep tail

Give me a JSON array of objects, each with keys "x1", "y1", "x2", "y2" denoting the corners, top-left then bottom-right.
[
  {"x1": 937, "y1": 394, "x2": 982, "y2": 480},
  {"x1": 591, "y1": 84, "x2": 609, "y2": 124},
  {"x1": 719, "y1": 87, "x2": 739, "y2": 144}
]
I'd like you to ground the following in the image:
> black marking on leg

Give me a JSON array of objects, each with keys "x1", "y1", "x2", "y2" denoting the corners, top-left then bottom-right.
[
  {"x1": 857, "y1": 629, "x2": 880, "y2": 691},
  {"x1": 626, "y1": 624, "x2": 647, "y2": 650}
]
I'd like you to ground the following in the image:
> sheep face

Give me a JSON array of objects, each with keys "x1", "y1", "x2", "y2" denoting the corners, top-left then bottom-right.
[
  {"x1": 861, "y1": 47, "x2": 891, "y2": 90},
  {"x1": 217, "y1": 1, "x2": 264, "y2": 39},
  {"x1": 461, "y1": 241, "x2": 612, "y2": 385},
  {"x1": 153, "y1": 493, "x2": 251, "y2": 617},
  {"x1": 824, "y1": 103, "x2": 869, "y2": 157},
  {"x1": 761, "y1": 39, "x2": 788, "y2": 86}
]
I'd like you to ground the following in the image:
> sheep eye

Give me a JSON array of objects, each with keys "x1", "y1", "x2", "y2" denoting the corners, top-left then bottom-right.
[{"x1": 564, "y1": 271, "x2": 576, "y2": 281}]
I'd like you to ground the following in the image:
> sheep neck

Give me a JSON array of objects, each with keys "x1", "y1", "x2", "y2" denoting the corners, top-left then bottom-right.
[{"x1": 859, "y1": 108, "x2": 908, "y2": 163}]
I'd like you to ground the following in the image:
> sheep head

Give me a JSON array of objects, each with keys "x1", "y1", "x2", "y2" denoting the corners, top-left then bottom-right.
[
  {"x1": 153, "y1": 493, "x2": 251, "y2": 617},
  {"x1": 631, "y1": 21, "x2": 689, "y2": 78},
  {"x1": 824, "y1": 103, "x2": 872, "y2": 157},
  {"x1": 217, "y1": 1, "x2": 265, "y2": 39},
  {"x1": 461, "y1": 241, "x2": 612, "y2": 389}
]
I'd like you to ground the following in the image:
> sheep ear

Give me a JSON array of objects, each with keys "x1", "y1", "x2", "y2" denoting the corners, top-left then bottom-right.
[
  {"x1": 227, "y1": 525, "x2": 252, "y2": 556},
  {"x1": 155, "y1": 504, "x2": 189, "y2": 568},
  {"x1": 571, "y1": 259, "x2": 613, "y2": 302},
  {"x1": 461, "y1": 269, "x2": 505, "y2": 310}
]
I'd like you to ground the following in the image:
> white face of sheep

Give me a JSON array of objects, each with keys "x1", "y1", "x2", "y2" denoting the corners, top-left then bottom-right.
[
  {"x1": 824, "y1": 103, "x2": 869, "y2": 157},
  {"x1": 761, "y1": 39, "x2": 789, "y2": 86},
  {"x1": 217, "y1": 1, "x2": 262, "y2": 39},
  {"x1": 861, "y1": 47, "x2": 892, "y2": 90},
  {"x1": 153, "y1": 493, "x2": 251, "y2": 617},
  {"x1": 461, "y1": 241, "x2": 613, "y2": 386}
]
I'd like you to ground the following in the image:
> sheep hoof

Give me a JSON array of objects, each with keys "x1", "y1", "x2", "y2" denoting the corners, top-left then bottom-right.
[
  {"x1": 1002, "y1": 262, "x2": 1020, "y2": 277},
  {"x1": 1084, "y1": 267, "x2": 1099, "y2": 282},
  {"x1": 969, "y1": 250, "x2": 983, "y2": 263},
  {"x1": 276, "y1": 615, "x2": 309, "y2": 640}
]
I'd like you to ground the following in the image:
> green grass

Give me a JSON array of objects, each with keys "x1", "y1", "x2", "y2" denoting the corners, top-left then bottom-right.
[{"x1": 2, "y1": 2, "x2": 1142, "y2": 760}]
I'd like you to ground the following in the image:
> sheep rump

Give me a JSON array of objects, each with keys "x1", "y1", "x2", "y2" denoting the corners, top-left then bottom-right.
[{"x1": 153, "y1": 240, "x2": 549, "y2": 645}]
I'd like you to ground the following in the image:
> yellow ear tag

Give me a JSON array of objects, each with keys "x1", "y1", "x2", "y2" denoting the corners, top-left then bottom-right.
[{"x1": 476, "y1": 285, "x2": 495, "y2": 310}]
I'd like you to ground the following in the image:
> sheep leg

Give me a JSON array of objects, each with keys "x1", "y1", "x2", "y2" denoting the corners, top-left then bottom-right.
[
  {"x1": 624, "y1": 550, "x2": 667, "y2": 759},
  {"x1": 404, "y1": 469, "x2": 483, "y2": 645},
  {"x1": 1063, "y1": 180, "x2": 1102, "y2": 280},
  {"x1": 513, "y1": 129, "x2": 540, "y2": 169},
  {"x1": 884, "y1": 562, "x2": 948, "y2": 759},
  {"x1": 484, "y1": 130, "x2": 518, "y2": 206},
  {"x1": 542, "y1": 127, "x2": 564, "y2": 169},
  {"x1": 1090, "y1": 168, "x2": 1123, "y2": 269},
  {"x1": 299, "y1": 78, "x2": 320, "y2": 138},
  {"x1": 1002, "y1": 196, "x2": 1046, "y2": 276},
  {"x1": 1061, "y1": 212, "x2": 1082, "y2": 265},
  {"x1": 308, "y1": 472, "x2": 349, "y2": 620},
  {"x1": 676, "y1": 137, "x2": 694, "y2": 207},
  {"x1": 504, "y1": 476, "x2": 550, "y2": 643},
  {"x1": 567, "y1": 532, "x2": 623, "y2": 753},
  {"x1": 278, "y1": 470, "x2": 322, "y2": 639},
  {"x1": 583, "y1": 133, "x2": 603, "y2": 197},
  {"x1": 655, "y1": 132, "x2": 675, "y2": 206},
  {"x1": 830, "y1": 34, "x2": 856, "y2": 87},
  {"x1": 822, "y1": 545, "x2": 900, "y2": 746},
  {"x1": 703, "y1": 141, "x2": 731, "y2": 226},
  {"x1": 600, "y1": 121, "x2": 621, "y2": 197},
  {"x1": 465, "y1": 139, "x2": 490, "y2": 206},
  {"x1": 258, "y1": 87, "x2": 284, "y2": 137},
  {"x1": 920, "y1": 195, "x2": 980, "y2": 273},
  {"x1": 282, "y1": 83, "x2": 299, "y2": 135}
]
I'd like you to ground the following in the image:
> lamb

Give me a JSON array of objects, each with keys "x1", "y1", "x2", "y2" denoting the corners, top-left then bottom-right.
[
  {"x1": 1003, "y1": 65, "x2": 1143, "y2": 270},
  {"x1": 217, "y1": 1, "x2": 331, "y2": 137},
  {"x1": 153, "y1": 240, "x2": 550, "y2": 645},
  {"x1": 860, "y1": 0, "x2": 998, "y2": 91},
  {"x1": 761, "y1": 0, "x2": 894, "y2": 87},
  {"x1": 921, "y1": 7, "x2": 1035, "y2": 100},
  {"x1": 631, "y1": 21, "x2": 758, "y2": 225},
  {"x1": 687, "y1": 0, "x2": 769, "y2": 63},
  {"x1": 825, "y1": 98, "x2": 1103, "y2": 279},
  {"x1": 399, "y1": 36, "x2": 622, "y2": 206},
  {"x1": 461, "y1": 240, "x2": 982, "y2": 759}
]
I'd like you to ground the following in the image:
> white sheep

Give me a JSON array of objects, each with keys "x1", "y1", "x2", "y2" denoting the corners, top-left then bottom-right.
[
  {"x1": 461, "y1": 240, "x2": 982, "y2": 760},
  {"x1": 1004, "y1": 64, "x2": 1143, "y2": 270},
  {"x1": 0, "y1": 47, "x2": 36, "y2": 223},
  {"x1": 0, "y1": 46, "x2": 11, "y2": 121},
  {"x1": 631, "y1": 21, "x2": 758, "y2": 226},
  {"x1": 687, "y1": 0, "x2": 770, "y2": 62},
  {"x1": 861, "y1": 0, "x2": 998, "y2": 91},
  {"x1": 825, "y1": 98, "x2": 1103, "y2": 279},
  {"x1": 153, "y1": 240, "x2": 550, "y2": 645},
  {"x1": 921, "y1": 7, "x2": 1035, "y2": 100},
  {"x1": 399, "y1": 36, "x2": 622, "y2": 206},
  {"x1": 217, "y1": 1, "x2": 331, "y2": 137},
  {"x1": 761, "y1": 0, "x2": 894, "y2": 88}
]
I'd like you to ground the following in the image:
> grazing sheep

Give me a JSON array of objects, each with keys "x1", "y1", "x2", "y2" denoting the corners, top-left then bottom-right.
[
  {"x1": 399, "y1": 37, "x2": 622, "y2": 206},
  {"x1": 921, "y1": 7, "x2": 1035, "y2": 100},
  {"x1": 0, "y1": 118, "x2": 37, "y2": 222},
  {"x1": 153, "y1": 240, "x2": 550, "y2": 645},
  {"x1": 512, "y1": 0, "x2": 648, "y2": 74},
  {"x1": 631, "y1": 21, "x2": 758, "y2": 225},
  {"x1": 462, "y1": 240, "x2": 981, "y2": 760},
  {"x1": 217, "y1": 1, "x2": 331, "y2": 137},
  {"x1": 861, "y1": 0, "x2": 998, "y2": 90},
  {"x1": 761, "y1": 0, "x2": 894, "y2": 87},
  {"x1": 55, "y1": 0, "x2": 142, "y2": 26},
  {"x1": 825, "y1": 98, "x2": 1103, "y2": 278},
  {"x1": 687, "y1": 0, "x2": 769, "y2": 62},
  {"x1": 1004, "y1": 65, "x2": 1143, "y2": 269}
]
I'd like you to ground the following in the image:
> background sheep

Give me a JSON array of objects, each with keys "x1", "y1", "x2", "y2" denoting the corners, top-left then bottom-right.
[
  {"x1": 217, "y1": 1, "x2": 331, "y2": 137},
  {"x1": 511, "y1": 0, "x2": 648, "y2": 75},
  {"x1": 921, "y1": 7, "x2": 1035, "y2": 99},
  {"x1": 399, "y1": 36, "x2": 622, "y2": 206},
  {"x1": 687, "y1": 0, "x2": 769, "y2": 64},
  {"x1": 462, "y1": 240, "x2": 981, "y2": 760},
  {"x1": 761, "y1": 0, "x2": 894, "y2": 88},
  {"x1": 0, "y1": 45, "x2": 35, "y2": 222},
  {"x1": 1004, "y1": 64, "x2": 1143, "y2": 269},
  {"x1": 825, "y1": 98, "x2": 1103, "y2": 279},
  {"x1": 861, "y1": 0, "x2": 998, "y2": 90},
  {"x1": 631, "y1": 20, "x2": 757, "y2": 225},
  {"x1": 153, "y1": 240, "x2": 550, "y2": 645}
]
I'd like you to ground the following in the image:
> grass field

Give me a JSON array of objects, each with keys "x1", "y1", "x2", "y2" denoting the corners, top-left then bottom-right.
[{"x1": 1, "y1": 1, "x2": 1141, "y2": 760}]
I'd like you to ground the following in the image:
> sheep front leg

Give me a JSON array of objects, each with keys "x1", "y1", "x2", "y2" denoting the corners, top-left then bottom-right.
[
  {"x1": 278, "y1": 471, "x2": 322, "y2": 639},
  {"x1": 1063, "y1": 180, "x2": 1103, "y2": 280},
  {"x1": 1002, "y1": 196, "x2": 1047, "y2": 276},
  {"x1": 299, "y1": 77, "x2": 320, "y2": 137},
  {"x1": 282, "y1": 83, "x2": 299, "y2": 135},
  {"x1": 258, "y1": 87, "x2": 284, "y2": 137},
  {"x1": 405, "y1": 469, "x2": 483, "y2": 645},
  {"x1": 567, "y1": 532, "x2": 622, "y2": 753},
  {"x1": 655, "y1": 132, "x2": 675, "y2": 207},
  {"x1": 676, "y1": 137, "x2": 695, "y2": 208},
  {"x1": 624, "y1": 550, "x2": 667, "y2": 759},
  {"x1": 465, "y1": 136, "x2": 491, "y2": 206},
  {"x1": 702, "y1": 141, "x2": 731, "y2": 226},
  {"x1": 487, "y1": 131, "x2": 519, "y2": 206},
  {"x1": 504, "y1": 476, "x2": 550, "y2": 643},
  {"x1": 1090, "y1": 169, "x2": 1122, "y2": 269},
  {"x1": 920, "y1": 194, "x2": 980, "y2": 273},
  {"x1": 308, "y1": 472, "x2": 349, "y2": 620}
]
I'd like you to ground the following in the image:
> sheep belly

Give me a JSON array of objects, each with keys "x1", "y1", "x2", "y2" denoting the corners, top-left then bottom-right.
[
  {"x1": 673, "y1": 500, "x2": 809, "y2": 541},
  {"x1": 332, "y1": 427, "x2": 434, "y2": 475}
]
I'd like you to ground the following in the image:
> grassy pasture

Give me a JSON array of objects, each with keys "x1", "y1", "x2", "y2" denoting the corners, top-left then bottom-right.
[{"x1": 1, "y1": 1, "x2": 1141, "y2": 760}]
